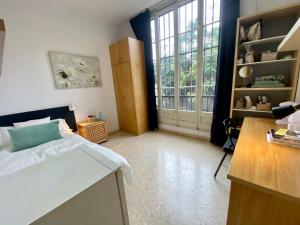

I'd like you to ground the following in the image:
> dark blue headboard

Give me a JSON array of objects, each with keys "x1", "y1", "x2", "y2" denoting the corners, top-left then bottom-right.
[{"x1": 0, "y1": 106, "x2": 77, "y2": 132}]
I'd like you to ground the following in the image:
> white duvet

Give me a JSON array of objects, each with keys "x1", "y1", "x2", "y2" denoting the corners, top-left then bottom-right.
[{"x1": 0, "y1": 134, "x2": 133, "y2": 183}]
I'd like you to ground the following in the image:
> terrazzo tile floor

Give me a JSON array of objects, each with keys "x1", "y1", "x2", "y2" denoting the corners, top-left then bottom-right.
[{"x1": 102, "y1": 131, "x2": 231, "y2": 225}]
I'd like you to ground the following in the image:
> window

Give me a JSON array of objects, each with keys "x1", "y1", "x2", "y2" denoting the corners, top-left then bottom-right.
[
  {"x1": 178, "y1": 1, "x2": 198, "y2": 111},
  {"x1": 201, "y1": 0, "x2": 220, "y2": 112},
  {"x1": 151, "y1": 20, "x2": 158, "y2": 107},
  {"x1": 158, "y1": 11, "x2": 175, "y2": 110},
  {"x1": 151, "y1": 0, "x2": 220, "y2": 128}
]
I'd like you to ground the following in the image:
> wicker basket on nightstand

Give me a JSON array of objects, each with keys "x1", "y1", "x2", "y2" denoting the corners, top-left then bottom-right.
[{"x1": 77, "y1": 121, "x2": 108, "y2": 144}]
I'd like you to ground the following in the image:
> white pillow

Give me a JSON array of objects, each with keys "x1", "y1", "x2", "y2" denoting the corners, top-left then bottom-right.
[
  {"x1": 51, "y1": 119, "x2": 74, "y2": 137},
  {"x1": 13, "y1": 117, "x2": 51, "y2": 128},
  {"x1": 0, "y1": 127, "x2": 13, "y2": 150}
]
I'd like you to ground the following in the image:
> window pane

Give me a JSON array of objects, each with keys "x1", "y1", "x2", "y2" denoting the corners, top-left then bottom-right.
[
  {"x1": 192, "y1": 51, "x2": 197, "y2": 60},
  {"x1": 205, "y1": 0, "x2": 213, "y2": 24},
  {"x1": 165, "y1": 39, "x2": 170, "y2": 57},
  {"x1": 192, "y1": 60, "x2": 197, "y2": 86},
  {"x1": 160, "y1": 40, "x2": 165, "y2": 58},
  {"x1": 192, "y1": 30, "x2": 197, "y2": 51},
  {"x1": 179, "y1": 33, "x2": 185, "y2": 54},
  {"x1": 178, "y1": 0, "x2": 198, "y2": 112},
  {"x1": 204, "y1": 48, "x2": 211, "y2": 56},
  {"x1": 159, "y1": 11, "x2": 175, "y2": 110},
  {"x1": 154, "y1": 62, "x2": 158, "y2": 107},
  {"x1": 165, "y1": 14, "x2": 170, "y2": 38},
  {"x1": 179, "y1": 5, "x2": 186, "y2": 33},
  {"x1": 170, "y1": 12, "x2": 174, "y2": 36},
  {"x1": 212, "y1": 47, "x2": 218, "y2": 56},
  {"x1": 214, "y1": 0, "x2": 220, "y2": 22},
  {"x1": 192, "y1": 0, "x2": 198, "y2": 28},
  {"x1": 151, "y1": 20, "x2": 155, "y2": 43},
  {"x1": 201, "y1": 96, "x2": 214, "y2": 112},
  {"x1": 202, "y1": 85, "x2": 215, "y2": 96},
  {"x1": 208, "y1": 97, "x2": 214, "y2": 112},
  {"x1": 211, "y1": 54, "x2": 218, "y2": 75},
  {"x1": 201, "y1": 0, "x2": 220, "y2": 112},
  {"x1": 159, "y1": 16, "x2": 164, "y2": 40},
  {"x1": 152, "y1": 43, "x2": 156, "y2": 61},
  {"x1": 186, "y1": 2, "x2": 192, "y2": 31},
  {"x1": 186, "y1": 31, "x2": 192, "y2": 52},
  {"x1": 202, "y1": 97, "x2": 207, "y2": 112},
  {"x1": 213, "y1": 22, "x2": 220, "y2": 46},
  {"x1": 204, "y1": 24, "x2": 212, "y2": 48},
  {"x1": 170, "y1": 37, "x2": 174, "y2": 56}
]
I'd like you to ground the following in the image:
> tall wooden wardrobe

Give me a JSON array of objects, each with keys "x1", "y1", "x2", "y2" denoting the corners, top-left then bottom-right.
[{"x1": 109, "y1": 37, "x2": 148, "y2": 135}]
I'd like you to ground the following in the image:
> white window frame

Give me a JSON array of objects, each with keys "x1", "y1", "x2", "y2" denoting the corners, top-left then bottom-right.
[{"x1": 151, "y1": 0, "x2": 219, "y2": 131}]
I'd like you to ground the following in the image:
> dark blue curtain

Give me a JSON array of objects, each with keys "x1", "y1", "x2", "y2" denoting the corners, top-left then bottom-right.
[
  {"x1": 210, "y1": 0, "x2": 240, "y2": 146},
  {"x1": 130, "y1": 9, "x2": 158, "y2": 130}
]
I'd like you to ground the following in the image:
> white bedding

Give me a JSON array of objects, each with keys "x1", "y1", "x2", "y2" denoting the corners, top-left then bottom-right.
[{"x1": 0, "y1": 134, "x2": 133, "y2": 183}]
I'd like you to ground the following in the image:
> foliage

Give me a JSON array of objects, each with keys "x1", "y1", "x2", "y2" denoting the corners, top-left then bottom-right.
[{"x1": 155, "y1": 19, "x2": 220, "y2": 111}]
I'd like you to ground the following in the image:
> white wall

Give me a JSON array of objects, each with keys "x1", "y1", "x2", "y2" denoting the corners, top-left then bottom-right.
[
  {"x1": 0, "y1": 3, "x2": 120, "y2": 132},
  {"x1": 240, "y1": 0, "x2": 300, "y2": 16},
  {"x1": 118, "y1": 20, "x2": 136, "y2": 40}
]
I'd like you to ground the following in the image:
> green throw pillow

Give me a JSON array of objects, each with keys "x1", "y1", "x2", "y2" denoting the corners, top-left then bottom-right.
[{"x1": 8, "y1": 121, "x2": 62, "y2": 152}]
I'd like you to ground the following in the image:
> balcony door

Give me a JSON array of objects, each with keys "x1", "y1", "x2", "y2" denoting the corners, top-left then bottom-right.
[{"x1": 151, "y1": 0, "x2": 220, "y2": 131}]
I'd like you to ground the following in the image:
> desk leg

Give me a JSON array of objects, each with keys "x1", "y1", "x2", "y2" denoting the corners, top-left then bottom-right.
[{"x1": 226, "y1": 182, "x2": 300, "y2": 225}]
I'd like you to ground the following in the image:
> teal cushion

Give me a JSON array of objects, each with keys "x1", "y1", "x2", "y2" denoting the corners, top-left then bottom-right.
[{"x1": 8, "y1": 121, "x2": 62, "y2": 152}]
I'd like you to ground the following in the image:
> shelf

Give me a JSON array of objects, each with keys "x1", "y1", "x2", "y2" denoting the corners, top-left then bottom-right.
[
  {"x1": 234, "y1": 87, "x2": 293, "y2": 91},
  {"x1": 237, "y1": 58, "x2": 296, "y2": 66},
  {"x1": 239, "y1": 35, "x2": 286, "y2": 48},
  {"x1": 278, "y1": 18, "x2": 300, "y2": 52},
  {"x1": 232, "y1": 108, "x2": 272, "y2": 114}
]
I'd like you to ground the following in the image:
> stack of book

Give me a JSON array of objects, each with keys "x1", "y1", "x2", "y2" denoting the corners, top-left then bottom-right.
[
  {"x1": 267, "y1": 129, "x2": 300, "y2": 148},
  {"x1": 252, "y1": 75, "x2": 285, "y2": 88}
]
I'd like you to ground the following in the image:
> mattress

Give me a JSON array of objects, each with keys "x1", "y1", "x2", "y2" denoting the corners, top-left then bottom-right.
[
  {"x1": 0, "y1": 134, "x2": 133, "y2": 183},
  {"x1": 0, "y1": 147, "x2": 124, "y2": 225}
]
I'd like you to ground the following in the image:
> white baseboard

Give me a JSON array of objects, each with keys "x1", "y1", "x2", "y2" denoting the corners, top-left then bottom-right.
[{"x1": 158, "y1": 123, "x2": 210, "y2": 141}]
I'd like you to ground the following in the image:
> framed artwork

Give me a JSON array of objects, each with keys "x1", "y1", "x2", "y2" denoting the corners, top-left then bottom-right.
[{"x1": 49, "y1": 51, "x2": 102, "y2": 89}]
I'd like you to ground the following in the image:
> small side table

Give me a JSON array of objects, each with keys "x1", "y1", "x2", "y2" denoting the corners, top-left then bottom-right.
[{"x1": 77, "y1": 121, "x2": 108, "y2": 144}]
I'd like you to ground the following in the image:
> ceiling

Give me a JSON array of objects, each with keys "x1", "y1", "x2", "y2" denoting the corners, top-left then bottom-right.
[{"x1": 29, "y1": 0, "x2": 162, "y2": 25}]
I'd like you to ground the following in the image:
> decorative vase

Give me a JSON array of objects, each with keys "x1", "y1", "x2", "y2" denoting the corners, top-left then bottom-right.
[{"x1": 98, "y1": 112, "x2": 104, "y2": 121}]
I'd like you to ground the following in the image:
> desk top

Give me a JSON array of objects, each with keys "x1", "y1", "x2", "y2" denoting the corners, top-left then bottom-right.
[{"x1": 228, "y1": 117, "x2": 300, "y2": 203}]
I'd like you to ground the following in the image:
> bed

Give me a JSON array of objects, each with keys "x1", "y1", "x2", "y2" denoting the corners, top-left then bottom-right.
[{"x1": 0, "y1": 106, "x2": 132, "y2": 225}]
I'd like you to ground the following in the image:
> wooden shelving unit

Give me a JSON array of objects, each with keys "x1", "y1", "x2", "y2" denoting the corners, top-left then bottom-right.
[{"x1": 230, "y1": 3, "x2": 300, "y2": 121}]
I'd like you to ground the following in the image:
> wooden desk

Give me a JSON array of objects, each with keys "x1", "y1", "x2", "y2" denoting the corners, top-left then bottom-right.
[{"x1": 227, "y1": 117, "x2": 300, "y2": 225}]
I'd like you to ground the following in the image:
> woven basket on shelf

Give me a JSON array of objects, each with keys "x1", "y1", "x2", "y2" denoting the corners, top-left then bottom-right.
[
  {"x1": 261, "y1": 52, "x2": 277, "y2": 61},
  {"x1": 256, "y1": 103, "x2": 271, "y2": 111}
]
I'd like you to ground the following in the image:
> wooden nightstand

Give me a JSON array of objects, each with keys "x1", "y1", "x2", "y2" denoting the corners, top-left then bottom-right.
[{"x1": 77, "y1": 121, "x2": 108, "y2": 144}]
